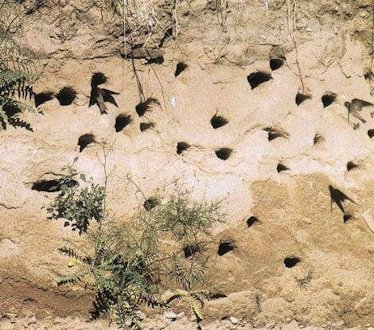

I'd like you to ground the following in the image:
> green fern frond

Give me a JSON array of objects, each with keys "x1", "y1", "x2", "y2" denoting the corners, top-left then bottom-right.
[
  {"x1": 57, "y1": 271, "x2": 89, "y2": 286},
  {"x1": 58, "y1": 246, "x2": 91, "y2": 264}
]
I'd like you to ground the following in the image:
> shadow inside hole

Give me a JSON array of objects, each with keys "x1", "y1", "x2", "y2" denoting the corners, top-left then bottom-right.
[
  {"x1": 183, "y1": 244, "x2": 201, "y2": 258},
  {"x1": 78, "y1": 134, "x2": 95, "y2": 152},
  {"x1": 346, "y1": 161, "x2": 358, "y2": 171},
  {"x1": 247, "y1": 71, "x2": 272, "y2": 89},
  {"x1": 136, "y1": 98, "x2": 160, "y2": 117},
  {"x1": 247, "y1": 216, "x2": 260, "y2": 228},
  {"x1": 277, "y1": 163, "x2": 289, "y2": 173},
  {"x1": 177, "y1": 142, "x2": 190, "y2": 155},
  {"x1": 270, "y1": 58, "x2": 284, "y2": 71},
  {"x1": 56, "y1": 87, "x2": 77, "y2": 106},
  {"x1": 343, "y1": 214, "x2": 353, "y2": 223},
  {"x1": 140, "y1": 122, "x2": 155, "y2": 132},
  {"x1": 175, "y1": 61, "x2": 188, "y2": 77},
  {"x1": 368, "y1": 129, "x2": 374, "y2": 138},
  {"x1": 146, "y1": 56, "x2": 164, "y2": 65},
  {"x1": 144, "y1": 197, "x2": 159, "y2": 211},
  {"x1": 211, "y1": 115, "x2": 228, "y2": 129},
  {"x1": 364, "y1": 68, "x2": 374, "y2": 80},
  {"x1": 34, "y1": 91, "x2": 54, "y2": 107},
  {"x1": 264, "y1": 127, "x2": 289, "y2": 141},
  {"x1": 115, "y1": 114, "x2": 132, "y2": 132},
  {"x1": 210, "y1": 293, "x2": 227, "y2": 300},
  {"x1": 215, "y1": 148, "x2": 232, "y2": 160},
  {"x1": 284, "y1": 257, "x2": 300, "y2": 268},
  {"x1": 32, "y1": 178, "x2": 78, "y2": 192},
  {"x1": 218, "y1": 239, "x2": 236, "y2": 256},
  {"x1": 295, "y1": 93, "x2": 311, "y2": 106},
  {"x1": 321, "y1": 92, "x2": 337, "y2": 108}
]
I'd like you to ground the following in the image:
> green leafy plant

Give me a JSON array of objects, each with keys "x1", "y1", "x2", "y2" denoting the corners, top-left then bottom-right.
[
  {"x1": 47, "y1": 164, "x2": 106, "y2": 234},
  {"x1": 0, "y1": 0, "x2": 36, "y2": 127},
  {"x1": 50, "y1": 164, "x2": 224, "y2": 329}
]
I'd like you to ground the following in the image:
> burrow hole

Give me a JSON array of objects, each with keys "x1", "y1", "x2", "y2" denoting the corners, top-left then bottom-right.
[
  {"x1": 32, "y1": 178, "x2": 77, "y2": 193},
  {"x1": 270, "y1": 58, "x2": 285, "y2": 71},
  {"x1": 215, "y1": 148, "x2": 232, "y2": 160},
  {"x1": 78, "y1": 134, "x2": 95, "y2": 152},
  {"x1": 247, "y1": 71, "x2": 272, "y2": 89},
  {"x1": 321, "y1": 92, "x2": 337, "y2": 108},
  {"x1": 269, "y1": 46, "x2": 286, "y2": 71},
  {"x1": 34, "y1": 91, "x2": 54, "y2": 107},
  {"x1": 247, "y1": 216, "x2": 260, "y2": 228},
  {"x1": 264, "y1": 127, "x2": 289, "y2": 141},
  {"x1": 140, "y1": 122, "x2": 155, "y2": 132},
  {"x1": 211, "y1": 115, "x2": 228, "y2": 129},
  {"x1": 183, "y1": 244, "x2": 201, "y2": 258},
  {"x1": 277, "y1": 163, "x2": 289, "y2": 173},
  {"x1": 284, "y1": 257, "x2": 301, "y2": 268},
  {"x1": 177, "y1": 142, "x2": 190, "y2": 155},
  {"x1": 217, "y1": 238, "x2": 236, "y2": 256},
  {"x1": 368, "y1": 129, "x2": 374, "y2": 139},
  {"x1": 115, "y1": 114, "x2": 132, "y2": 132},
  {"x1": 175, "y1": 61, "x2": 188, "y2": 77},
  {"x1": 136, "y1": 98, "x2": 160, "y2": 117},
  {"x1": 56, "y1": 87, "x2": 77, "y2": 106},
  {"x1": 143, "y1": 197, "x2": 159, "y2": 211},
  {"x1": 295, "y1": 93, "x2": 311, "y2": 106},
  {"x1": 346, "y1": 161, "x2": 358, "y2": 171}
]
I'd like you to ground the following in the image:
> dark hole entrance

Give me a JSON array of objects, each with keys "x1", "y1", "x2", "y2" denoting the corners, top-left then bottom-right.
[
  {"x1": 277, "y1": 163, "x2": 289, "y2": 173},
  {"x1": 314, "y1": 134, "x2": 325, "y2": 145},
  {"x1": 247, "y1": 71, "x2": 272, "y2": 89},
  {"x1": 343, "y1": 214, "x2": 353, "y2": 223},
  {"x1": 78, "y1": 134, "x2": 95, "y2": 152},
  {"x1": 175, "y1": 61, "x2": 188, "y2": 77},
  {"x1": 264, "y1": 127, "x2": 289, "y2": 141},
  {"x1": 136, "y1": 98, "x2": 160, "y2": 117},
  {"x1": 144, "y1": 197, "x2": 159, "y2": 211},
  {"x1": 211, "y1": 115, "x2": 228, "y2": 129},
  {"x1": 140, "y1": 122, "x2": 155, "y2": 132},
  {"x1": 115, "y1": 114, "x2": 132, "y2": 132},
  {"x1": 210, "y1": 293, "x2": 227, "y2": 300},
  {"x1": 270, "y1": 58, "x2": 284, "y2": 71},
  {"x1": 346, "y1": 161, "x2": 358, "y2": 171},
  {"x1": 321, "y1": 92, "x2": 337, "y2": 108},
  {"x1": 247, "y1": 216, "x2": 260, "y2": 228},
  {"x1": 91, "y1": 72, "x2": 107, "y2": 86},
  {"x1": 183, "y1": 244, "x2": 201, "y2": 258},
  {"x1": 295, "y1": 93, "x2": 311, "y2": 106},
  {"x1": 215, "y1": 148, "x2": 232, "y2": 160},
  {"x1": 368, "y1": 129, "x2": 374, "y2": 138},
  {"x1": 34, "y1": 91, "x2": 54, "y2": 107},
  {"x1": 364, "y1": 69, "x2": 374, "y2": 81},
  {"x1": 284, "y1": 257, "x2": 300, "y2": 268},
  {"x1": 32, "y1": 179, "x2": 77, "y2": 193},
  {"x1": 218, "y1": 239, "x2": 236, "y2": 256},
  {"x1": 177, "y1": 142, "x2": 190, "y2": 155},
  {"x1": 56, "y1": 87, "x2": 77, "y2": 106},
  {"x1": 147, "y1": 56, "x2": 164, "y2": 65}
]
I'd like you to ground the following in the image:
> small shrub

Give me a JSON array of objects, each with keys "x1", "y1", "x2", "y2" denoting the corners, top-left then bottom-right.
[
  {"x1": 47, "y1": 164, "x2": 105, "y2": 234},
  {"x1": 53, "y1": 171, "x2": 224, "y2": 329}
]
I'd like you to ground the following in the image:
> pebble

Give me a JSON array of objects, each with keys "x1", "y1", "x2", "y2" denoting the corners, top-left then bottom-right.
[
  {"x1": 229, "y1": 316, "x2": 239, "y2": 325},
  {"x1": 164, "y1": 311, "x2": 177, "y2": 320}
]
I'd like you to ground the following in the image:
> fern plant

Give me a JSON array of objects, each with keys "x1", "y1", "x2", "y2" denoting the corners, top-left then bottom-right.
[{"x1": 0, "y1": 0, "x2": 36, "y2": 126}]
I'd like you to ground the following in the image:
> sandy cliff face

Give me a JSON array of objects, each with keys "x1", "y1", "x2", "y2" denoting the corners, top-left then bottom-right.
[{"x1": 1, "y1": 0, "x2": 374, "y2": 329}]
